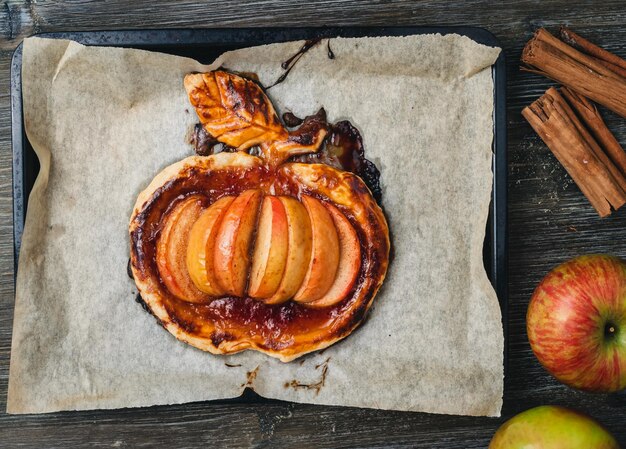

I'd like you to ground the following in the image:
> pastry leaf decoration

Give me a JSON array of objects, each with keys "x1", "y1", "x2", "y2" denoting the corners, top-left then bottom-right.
[{"x1": 185, "y1": 71, "x2": 328, "y2": 165}]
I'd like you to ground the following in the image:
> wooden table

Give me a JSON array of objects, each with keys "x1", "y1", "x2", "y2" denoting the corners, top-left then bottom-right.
[{"x1": 1, "y1": 1, "x2": 626, "y2": 447}]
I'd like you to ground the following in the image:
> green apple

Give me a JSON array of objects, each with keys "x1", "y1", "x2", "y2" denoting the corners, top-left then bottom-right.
[{"x1": 489, "y1": 406, "x2": 619, "y2": 449}]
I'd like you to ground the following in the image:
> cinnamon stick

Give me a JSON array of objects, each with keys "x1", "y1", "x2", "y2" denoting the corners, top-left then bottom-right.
[
  {"x1": 560, "y1": 86, "x2": 626, "y2": 177},
  {"x1": 595, "y1": 59, "x2": 626, "y2": 80},
  {"x1": 560, "y1": 26, "x2": 626, "y2": 72},
  {"x1": 554, "y1": 88, "x2": 626, "y2": 195},
  {"x1": 522, "y1": 87, "x2": 626, "y2": 217},
  {"x1": 522, "y1": 29, "x2": 626, "y2": 118},
  {"x1": 558, "y1": 27, "x2": 626, "y2": 79}
]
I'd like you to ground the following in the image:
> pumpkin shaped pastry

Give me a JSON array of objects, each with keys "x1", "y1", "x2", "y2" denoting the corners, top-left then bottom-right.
[{"x1": 129, "y1": 71, "x2": 390, "y2": 362}]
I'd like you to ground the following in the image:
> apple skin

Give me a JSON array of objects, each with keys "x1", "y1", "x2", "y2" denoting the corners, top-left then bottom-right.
[
  {"x1": 527, "y1": 254, "x2": 626, "y2": 392},
  {"x1": 489, "y1": 405, "x2": 619, "y2": 449}
]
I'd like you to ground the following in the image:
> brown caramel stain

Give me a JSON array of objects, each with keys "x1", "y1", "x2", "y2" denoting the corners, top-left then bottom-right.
[
  {"x1": 242, "y1": 366, "x2": 259, "y2": 388},
  {"x1": 284, "y1": 357, "x2": 330, "y2": 395}
]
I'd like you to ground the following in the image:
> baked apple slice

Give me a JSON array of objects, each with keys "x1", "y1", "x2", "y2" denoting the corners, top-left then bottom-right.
[
  {"x1": 306, "y1": 203, "x2": 361, "y2": 308},
  {"x1": 293, "y1": 195, "x2": 340, "y2": 303},
  {"x1": 264, "y1": 196, "x2": 312, "y2": 304},
  {"x1": 212, "y1": 189, "x2": 263, "y2": 296},
  {"x1": 156, "y1": 195, "x2": 208, "y2": 303},
  {"x1": 186, "y1": 195, "x2": 235, "y2": 296},
  {"x1": 248, "y1": 196, "x2": 289, "y2": 299}
]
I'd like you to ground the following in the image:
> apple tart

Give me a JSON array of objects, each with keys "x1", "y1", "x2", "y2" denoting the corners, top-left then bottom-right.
[{"x1": 129, "y1": 70, "x2": 390, "y2": 362}]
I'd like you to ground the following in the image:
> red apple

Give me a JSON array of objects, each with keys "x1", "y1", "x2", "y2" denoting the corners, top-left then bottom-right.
[
  {"x1": 489, "y1": 405, "x2": 619, "y2": 449},
  {"x1": 527, "y1": 254, "x2": 626, "y2": 392}
]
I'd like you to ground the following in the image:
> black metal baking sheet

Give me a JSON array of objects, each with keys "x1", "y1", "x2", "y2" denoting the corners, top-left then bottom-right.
[{"x1": 10, "y1": 26, "x2": 507, "y2": 365}]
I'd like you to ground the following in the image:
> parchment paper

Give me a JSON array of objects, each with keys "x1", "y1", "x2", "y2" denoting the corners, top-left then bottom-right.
[{"x1": 8, "y1": 34, "x2": 503, "y2": 416}]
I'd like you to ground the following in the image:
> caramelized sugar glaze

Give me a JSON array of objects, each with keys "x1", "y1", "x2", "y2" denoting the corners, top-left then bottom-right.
[{"x1": 129, "y1": 70, "x2": 389, "y2": 361}]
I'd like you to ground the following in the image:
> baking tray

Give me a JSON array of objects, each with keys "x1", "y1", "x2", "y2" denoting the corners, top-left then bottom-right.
[{"x1": 10, "y1": 26, "x2": 508, "y2": 367}]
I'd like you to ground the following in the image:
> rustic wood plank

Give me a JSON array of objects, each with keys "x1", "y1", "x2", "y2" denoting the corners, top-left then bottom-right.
[
  {"x1": 1, "y1": 0, "x2": 626, "y2": 447},
  {"x1": 0, "y1": 49, "x2": 16, "y2": 426}
]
